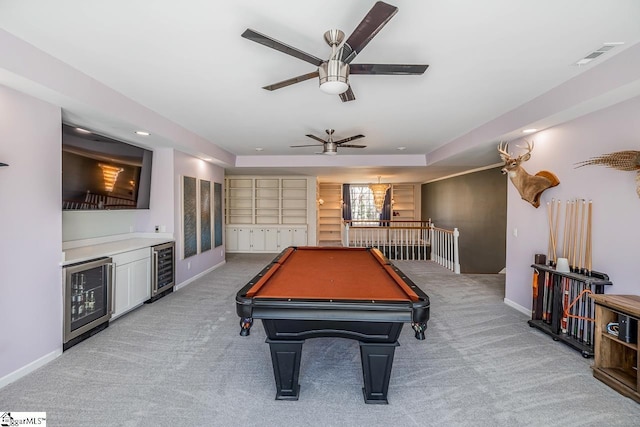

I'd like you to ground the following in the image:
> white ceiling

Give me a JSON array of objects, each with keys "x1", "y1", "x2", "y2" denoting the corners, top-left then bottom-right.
[{"x1": 2, "y1": 1, "x2": 640, "y2": 183}]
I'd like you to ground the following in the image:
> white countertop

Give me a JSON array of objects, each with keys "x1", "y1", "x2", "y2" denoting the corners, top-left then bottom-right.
[{"x1": 62, "y1": 234, "x2": 174, "y2": 266}]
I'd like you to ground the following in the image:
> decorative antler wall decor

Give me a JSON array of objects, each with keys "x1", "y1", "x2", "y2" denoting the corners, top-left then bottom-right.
[
  {"x1": 497, "y1": 141, "x2": 560, "y2": 208},
  {"x1": 575, "y1": 150, "x2": 640, "y2": 197}
]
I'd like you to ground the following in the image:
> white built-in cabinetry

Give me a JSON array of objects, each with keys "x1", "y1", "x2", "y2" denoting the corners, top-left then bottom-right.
[
  {"x1": 112, "y1": 247, "x2": 151, "y2": 319},
  {"x1": 225, "y1": 225, "x2": 308, "y2": 252},
  {"x1": 225, "y1": 176, "x2": 313, "y2": 252}
]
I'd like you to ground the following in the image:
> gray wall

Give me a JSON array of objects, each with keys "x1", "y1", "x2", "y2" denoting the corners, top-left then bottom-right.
[{"x1": 421, "y1": 167, "x2": 507, "y2": 273}]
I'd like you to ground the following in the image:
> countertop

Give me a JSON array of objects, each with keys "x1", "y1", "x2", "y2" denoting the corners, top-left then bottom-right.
[{"x1": 62, "y1": 235, "x2": 174, "y2": 266}]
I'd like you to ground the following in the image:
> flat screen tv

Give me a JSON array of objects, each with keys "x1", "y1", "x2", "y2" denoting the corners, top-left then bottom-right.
[{"x1": 62, "y1": 124, "x2": 153, "y2": 210}]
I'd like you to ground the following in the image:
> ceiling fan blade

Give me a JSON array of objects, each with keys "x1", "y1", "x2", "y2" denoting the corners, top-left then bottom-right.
[
  {"x1": 339, "y1": 86, "x2": 356, "y2": 102},
  {"x1": 290, "y1": 144, "x2": 323, "y2": 148},
  {"x1": 334, "y1": 134, "x2": 365, "y2": 144},
  {"x1": 263, "y1": 71, "x2": 319, "y2": 91},
  {"x1": 242, "y1": 29, "x2": 324, "y2": 66},
  {"x1": 339, "y1": 144, "x2": 367, "y2": 148},
  {"x1": 350, "y1": 64, "x2": 429, "y2": 75},
  {"x1": 305, "y1": 134, "x2": 327, "y2": 144},
  {"x1": 340, "y1": 1, "x2": 398, "y2": 64}
]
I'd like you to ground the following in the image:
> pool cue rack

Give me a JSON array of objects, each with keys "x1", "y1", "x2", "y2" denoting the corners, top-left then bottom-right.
[{"x1": 529, "y1": 264, "x2": 612, "y2": 358}]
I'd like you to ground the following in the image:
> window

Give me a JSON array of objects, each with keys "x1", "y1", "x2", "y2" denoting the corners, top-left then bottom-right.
[{"x1": 349, "y1": 185, "x2": 379, "y2": 223}]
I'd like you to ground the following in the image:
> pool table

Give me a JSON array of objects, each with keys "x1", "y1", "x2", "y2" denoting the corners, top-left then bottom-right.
[{"x1": 235, "y1": 246, "x2": 430, "y2": 404}]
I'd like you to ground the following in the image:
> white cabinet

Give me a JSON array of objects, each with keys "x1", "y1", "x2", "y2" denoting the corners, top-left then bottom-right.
[
  {"x1": 225, "y1": 227, "x2": 239, "y2": 251},
  {"x1": 112, "y1": 248, "x2": 151, "y2": 319},
  {"x1": 264, "y1": 228, "x2": 279, "y2": 251},
  {"x1": 237, "y1": 227, "x2": 252, "y2": 251},
  {"x1": 225, "y1": 225, "x2": 307, "y2": 253},
  {"x1": 280, "y1": 227, "x2": 307, "y2": 247},
  {"x1": 225, "y1": 175, "x2": 315, "y2": 252}
]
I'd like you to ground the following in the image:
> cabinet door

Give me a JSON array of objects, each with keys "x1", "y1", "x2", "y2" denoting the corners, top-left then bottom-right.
[
  {"x1": 130, "y1": 257, "x2": 150, "y2": 306},
  {"x1": 237, "y1": 228, "x2": 252, "y2": 251},
  {"x1": 292, "y1": 227, "x2": 307, "y2": 246},
  {"x1": 264, "y1": 228, "x2": 279, "y2": 251},
  {"x1": 252, "y1": 228, "x2": 266, "y2": 251},
  {"x1": 279, "y1": 229, "x2": 294, "y2": 249},
  {"x1": 226, "y1": 227, "x2": 239, "y2": 251}
]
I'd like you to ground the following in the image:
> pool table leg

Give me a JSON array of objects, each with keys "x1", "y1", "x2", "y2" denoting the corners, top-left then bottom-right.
[
  {"x1": 360, "y1": 341, "x2": 399, "y2": 404},
  {"x1": 266, "y1": 339, "x2": 304, "y2": 400}
]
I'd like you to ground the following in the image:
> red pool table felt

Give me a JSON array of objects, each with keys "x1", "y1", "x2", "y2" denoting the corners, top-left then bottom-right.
[{"x1": 245, "y1": 247, "x2": 419, "y2": 302}]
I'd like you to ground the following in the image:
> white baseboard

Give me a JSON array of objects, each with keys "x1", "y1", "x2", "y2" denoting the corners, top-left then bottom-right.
[
  {"x1": 174, "y1": 259, "x2": 226, "y2": 291},
  {"x1": 503, "y1": 298, "x2": 532, "y2": 316},
  {"x1": 0, "y1": 348, "x2": 62, "y2": 389}
]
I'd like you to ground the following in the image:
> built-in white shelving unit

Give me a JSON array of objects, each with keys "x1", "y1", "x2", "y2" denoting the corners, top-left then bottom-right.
[{"x1": 225, "y1": 176, "x2": 315, "y2": 253}]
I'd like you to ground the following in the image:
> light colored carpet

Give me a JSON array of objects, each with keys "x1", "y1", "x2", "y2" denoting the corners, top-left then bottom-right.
[{"x1": 1, "y1": 253, "x2": 639, "y2": 427}]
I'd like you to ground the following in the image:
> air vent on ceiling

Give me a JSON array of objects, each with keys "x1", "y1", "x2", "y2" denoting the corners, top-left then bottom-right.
[{"x1": 574, "y1": 42, "x2": 624, "y2": 66}]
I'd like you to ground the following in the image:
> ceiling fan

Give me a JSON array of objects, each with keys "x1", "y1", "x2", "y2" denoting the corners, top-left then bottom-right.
[
  {"x1": 290, "y1": 129, "x2": 366, "y2": 155},
  {"x1": 241, "y1": 1, "x2": 428, "y2": 102}
]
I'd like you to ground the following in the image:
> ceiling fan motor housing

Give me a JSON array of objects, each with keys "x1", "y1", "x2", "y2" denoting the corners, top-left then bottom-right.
[
  {"x1": 323, "y1": 142, "x2": 338, "y2": 155},
  {"x1": 319, "y1": 60, "x2": 349, "y2": 94}
]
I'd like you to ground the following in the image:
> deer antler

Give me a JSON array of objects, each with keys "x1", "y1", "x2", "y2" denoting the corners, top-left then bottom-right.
[
  {"x1": 497, "y1": 141, "x2": 510, "y2": 161},
  {"x1": 517, "y1": 140, "x2": 534, "y2": 162}
]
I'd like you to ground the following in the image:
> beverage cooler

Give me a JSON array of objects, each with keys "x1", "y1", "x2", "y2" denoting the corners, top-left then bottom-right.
[
  {"x1": 150, "y1": 241, "x2": 175, "y2": 300},
  {"x1": 63, "y1": 257, "x2": 113, "y2": 350}
]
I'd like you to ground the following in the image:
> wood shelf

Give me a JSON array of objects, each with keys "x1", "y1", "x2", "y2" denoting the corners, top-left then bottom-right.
[
  {"x1": 591, "y1": 294, "x2": 640, "y2": 403},
  {"x1": 391, "y1": 184, "x2": 416, "y2": 220},
  {"x1": 318, "y1": 183, "x2": 343, "y2": 244}
]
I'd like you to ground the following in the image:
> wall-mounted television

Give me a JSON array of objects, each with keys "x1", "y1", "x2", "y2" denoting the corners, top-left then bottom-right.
[{"x1": 62, "y1": 124, "x2": 153, "y2": 210}]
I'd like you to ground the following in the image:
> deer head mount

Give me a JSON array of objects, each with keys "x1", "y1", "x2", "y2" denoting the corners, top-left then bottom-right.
[{"x1": 498, "y1": 141, "x2": 559, "y2": 208}]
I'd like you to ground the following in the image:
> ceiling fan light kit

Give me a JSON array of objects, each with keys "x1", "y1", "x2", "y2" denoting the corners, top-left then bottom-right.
[{"x1": 241, "y1": 1, "x2": 428, "y2": 102}]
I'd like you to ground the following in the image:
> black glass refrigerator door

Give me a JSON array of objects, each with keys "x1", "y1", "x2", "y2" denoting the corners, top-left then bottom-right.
[{"x1": 64, "y1": 257, "x2": 113, "y2": 345}]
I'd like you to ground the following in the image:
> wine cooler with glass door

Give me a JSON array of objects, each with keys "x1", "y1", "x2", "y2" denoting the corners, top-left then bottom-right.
[
  {"x1": 149, "y1": 241, "x2": 175, "y2": 301},
  {"x1": 63, "y1": 257, "x2": 114, "y2": 350}
]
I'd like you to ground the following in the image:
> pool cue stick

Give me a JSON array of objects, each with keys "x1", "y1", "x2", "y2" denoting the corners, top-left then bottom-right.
[
  {"x1": 547, "y1": 201, "x2": 553, "y2": 263},
  {"x1": 542, "y1": 272, "x2": 548, "y2": 321},
  {"x1": 571, "y1": 199, "x2": 580, "y2": 271},
  {"x1": 577, "y1": 281, "x2": 582, "y2": 340},
  {"x1": 586, "y1": 200, "x2": 593, "y2": 275},
  {"x1": 562, "y1": 200, "x2": 570, "y2": 259},
  {"x1": 561, "y1": 277, "x2": 569, "y2": 333},
  {"x1": 545, "y1": 272, "x2": 552, "y2": 322},
  {"x1": 579, "y1": 199, "x2": 586, "y2": 274},
  {"x1": 567, "y1": 199, "x2": 575, "y2": 269},
  {"x1": 553, "y1": 199, "x2": 560, "y2": 263},
  {"x1": 567, "y1": 283, "x2": 574, "y2": 336}
]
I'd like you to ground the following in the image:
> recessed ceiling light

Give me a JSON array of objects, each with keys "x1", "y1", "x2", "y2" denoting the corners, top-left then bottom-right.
[
  {"x1": 397, "y1": 146, "x2": 407, "y2": 150},
  {"x1": 255, "y1": 147, "x2": 264, "y2": 151},
  {"x1": 75, "y1": 127, "x2": 91, "y2": 134},
  {"x1": 522, "y1": 129, "x2": 537, "y2": 134},
  {"x1": 135, "y1": 131, "x2": 150, "y2": 136}
]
